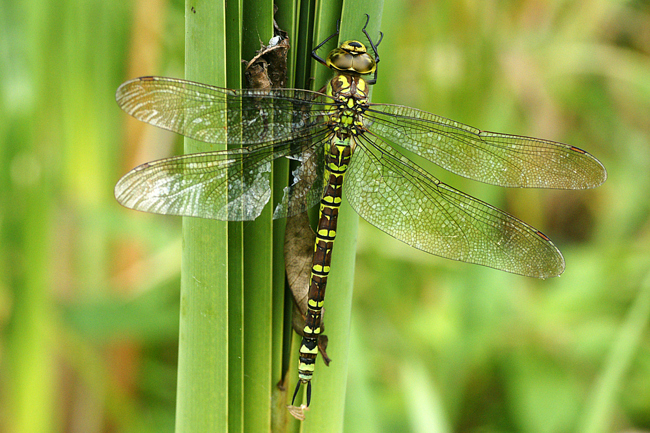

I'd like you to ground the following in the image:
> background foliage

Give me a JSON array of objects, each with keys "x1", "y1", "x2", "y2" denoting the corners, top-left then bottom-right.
[{"x1": 1, "y1": 0, "x2": 649, "y2": 432}]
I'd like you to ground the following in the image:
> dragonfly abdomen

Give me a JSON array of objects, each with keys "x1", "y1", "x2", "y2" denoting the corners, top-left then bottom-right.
[{"x1": 296, "y1": 136, "x2": 354, "y2": 404}]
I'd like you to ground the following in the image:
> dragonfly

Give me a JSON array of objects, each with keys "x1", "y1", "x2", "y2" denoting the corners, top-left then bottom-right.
[{"x1": 114, "y1": 16, "x2": 607, "y2": 411}]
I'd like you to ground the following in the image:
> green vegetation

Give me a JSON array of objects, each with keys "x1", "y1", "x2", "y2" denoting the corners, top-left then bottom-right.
[{"x1": 1, "y1": 0, "x2": 649, "y2": 432}]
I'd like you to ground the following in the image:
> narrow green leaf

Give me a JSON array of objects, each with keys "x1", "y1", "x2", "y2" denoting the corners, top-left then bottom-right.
[
  {"x1": 176, "y1": 2, "x2": 229, "y2": 432},
  {"x1": 577, "y1": 270, "x2": 650, "y2": 433},
  {"x1": 241, "y1": 3, "x2": 276, "y2": 431}
]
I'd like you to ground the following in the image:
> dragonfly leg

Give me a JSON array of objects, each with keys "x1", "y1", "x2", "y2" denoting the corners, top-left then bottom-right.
[
  {"x1": 312, "y1": 19, "x2": 341, "y2": 66},
  {"x1": 361, "y1": 14, "x2": 383, "y2": 85}
]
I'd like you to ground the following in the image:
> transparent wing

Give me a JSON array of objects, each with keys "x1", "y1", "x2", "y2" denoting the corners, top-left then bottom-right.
[
  {"x1": 115, "y1": 132, "x2": 328, "y2": 221},
  {"x1": 273, "y1": 137, "x2": 327, "y2": 219},
  {"x1": 364, "y1": 104, "x2": 607, "y2": 189},
  {"x1": 116, "y1": 76, "x2": 334, "y2": 145},
  {"x1": 345, "y1": 133, "x2": 565, "y2": 278}
]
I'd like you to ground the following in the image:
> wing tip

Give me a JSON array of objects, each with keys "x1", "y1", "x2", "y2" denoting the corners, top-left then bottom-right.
[{"x1": 572, "y1": 146, "x2": 608, "y2": 189}]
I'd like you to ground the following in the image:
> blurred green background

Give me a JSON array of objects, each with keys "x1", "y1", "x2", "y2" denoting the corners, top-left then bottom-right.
[{"x1": 2, "y1": 0, "x2": 649, "y2": 432}]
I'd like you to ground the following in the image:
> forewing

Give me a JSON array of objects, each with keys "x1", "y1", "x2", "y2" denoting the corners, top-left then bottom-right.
[
  {"x1": 364, "y1": 104, "x2": 607, "y2": 189},
  {"x1": 116, "y1": 76, "x2": 333, "y2": 145},
  {"x1": 345, "y1": 133, "x2": 565, "y2": 278}
]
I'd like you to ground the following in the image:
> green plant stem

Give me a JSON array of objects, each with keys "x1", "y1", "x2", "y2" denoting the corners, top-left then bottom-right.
[
  {"x1": 176, "y1": 1, "x2": 228, "y2": 432},
  {"x1": 577, "y1": 269, "x2": 650, "y2": 433},
  {"x1": 241, "y1": 4, "x2": 276, "y2": 431},
  {"x1": 176, "y1": 2, "x2": 383, "y2": 431}
]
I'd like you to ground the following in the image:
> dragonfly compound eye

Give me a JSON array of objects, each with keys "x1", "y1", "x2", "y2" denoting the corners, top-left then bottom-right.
[{"x1": 327, "y1": 43, "x2": 377, "y2": 75}]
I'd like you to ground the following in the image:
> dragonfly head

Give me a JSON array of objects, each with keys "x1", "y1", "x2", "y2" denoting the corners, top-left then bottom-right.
[{"x1": 326, "y1": 40, "x2": 377, "y2": 75}]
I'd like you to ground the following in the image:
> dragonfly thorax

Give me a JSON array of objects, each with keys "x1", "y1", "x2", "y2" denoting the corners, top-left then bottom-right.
[
  {"x1": 326, "y1": 40, "x2": 377, "y2": 75},
  {"x1": 327, "y1": 73, "x2": 370, "y2": 100},
  {"x1": 326, "y1": 74, "x2": 369, "y2": 137}
]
